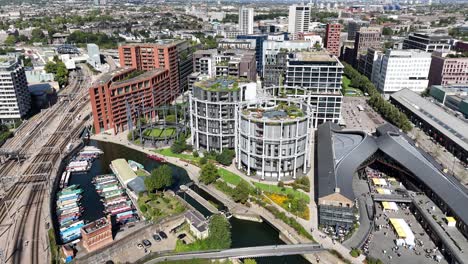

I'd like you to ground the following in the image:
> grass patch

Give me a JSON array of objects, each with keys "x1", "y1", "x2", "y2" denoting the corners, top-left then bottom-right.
[
  {"x1": 143, "y1": 127, "x2": 176, "y2": 138},
  {"x1": 253, "y1": 182, "x2": 310, "y2": 203},
  {"x1": 218, "y1": 168, "x2": 243, "y2": 185},
  {"x1": 175, "y1": 239, "x2": 212, "y2": 252},
  {"x1": 266, "y1": 192, "x2": 310, "y2": 220},
  {"x1": 138, "y1": 192, "x2": 185, "y2": 222},
  {"x1": 48, "y1": 229, "x2": 60, "y2": 264},
  {"x1": 136, "y1": 169, "x2": 149, "y2": 177},
  {"x1": 342, "y1": 76, "x2": 363, "y2": 97},
  {"x1": 154, "y1": 148, "x2": 200, "y2": 163}
]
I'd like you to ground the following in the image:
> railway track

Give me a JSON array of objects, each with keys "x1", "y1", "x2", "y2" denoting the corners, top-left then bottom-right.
[{"x1": 0, "y1": 66, "x2": 92, "y2": 264}]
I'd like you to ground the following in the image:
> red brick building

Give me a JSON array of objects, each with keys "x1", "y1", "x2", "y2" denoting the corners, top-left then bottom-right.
[
  {"x1": 118, "y1": 42, "x2": 181, "y2": 99},
  {"x1": 429, "y1": 51, "x2": 468, "y2": 86},
  {"x1": 325, "y1": 23, "x2": 342, "y2": 56},
  {"x1": 89, "y1": 67, "x2": 170, "y2": 134},
  {"x1": 81, "y1": 216, "x2": 113, "y2": 252}
]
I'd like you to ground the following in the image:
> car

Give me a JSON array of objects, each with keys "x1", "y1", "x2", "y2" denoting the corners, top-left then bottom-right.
[
  {"x1": 159, "y1": 231, "x2": 168, "y2": 239},
  {"x1": 136, "y1": 243, "x2": 143, "y2": 249},
  {"x1": 142, "y1": 239, "x2": 152, "y2": 247},
  {"x1": 177, "y1": 233, "x2": 186, "y2": 239},
  {"x1": 153, "y1": 234, "x2": 162, "y2": 242}
]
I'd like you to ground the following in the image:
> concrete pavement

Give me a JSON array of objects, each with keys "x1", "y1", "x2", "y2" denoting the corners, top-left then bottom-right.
[{"x1": 146, "y1": 243, "x2": 324, "y2": 263}]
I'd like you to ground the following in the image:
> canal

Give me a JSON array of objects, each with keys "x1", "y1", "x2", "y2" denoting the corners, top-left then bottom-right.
[{"x1": 64, "y1": 140, "x2": 309, "y2": 264}]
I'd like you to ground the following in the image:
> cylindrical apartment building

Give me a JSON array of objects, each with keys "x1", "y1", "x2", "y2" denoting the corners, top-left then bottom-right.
[
  {"x1": 189, "y1": 77, "x2": 256, "y2": 152},
  {"x1": 236, "y1": 98, "x2": 313, "y2": 180}
]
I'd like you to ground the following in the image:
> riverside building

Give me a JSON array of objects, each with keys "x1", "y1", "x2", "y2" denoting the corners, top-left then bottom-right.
[
  {"x1": 189, "y1": 77, "x2": 256, "y2": 152},
  {"x1": 236, "y1": 97, "x2": 313, "y2": 180}
]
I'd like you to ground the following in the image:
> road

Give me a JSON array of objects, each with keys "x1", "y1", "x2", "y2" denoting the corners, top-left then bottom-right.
[
  {"x1": 0, "y1": 66, "x2": 93, "y2": 264},
  {"x1": 146, "y1": 243, "x2": 324, "y2": 263}
]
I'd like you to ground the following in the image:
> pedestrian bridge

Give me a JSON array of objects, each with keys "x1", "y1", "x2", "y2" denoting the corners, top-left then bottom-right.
[{"x1": 146, "y1": 243, "x2": 324, "y2": 263}]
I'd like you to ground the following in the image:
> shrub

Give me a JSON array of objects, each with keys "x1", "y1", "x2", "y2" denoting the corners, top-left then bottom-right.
[
  {"x1": 193, "y1": 150, "x2": 199, "y2": 158},
  {"x1": 277, "y1": 181, "x2": 284, "y2": 188},
  {"x1": 140, "y1": 204, "x2": 147, "y2": 213},
  {"x1": 350, "y1": 248, "x2": 361, "y2": 258}
]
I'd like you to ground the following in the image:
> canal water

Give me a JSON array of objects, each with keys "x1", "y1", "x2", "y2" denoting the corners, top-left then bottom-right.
[{"x1": 64, "y1": 140, "x2": 308, "y2": 264}]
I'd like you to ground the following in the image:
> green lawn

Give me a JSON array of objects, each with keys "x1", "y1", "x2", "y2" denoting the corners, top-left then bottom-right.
[
  {"x1": 138, "y1": 193, "x2": 185, "y2": 222},
  {"x1": 253, "y1": 182, "x2": 310, "y2": 203},
  {"x1": 144, "y1": 127, "x2": 176, "y2": 138},
  {"x1": 342, "y1": 76, "x2": 363, "y2": 97},
  {"x1": 136, "y1": 169, "x2": 149, "y2": 177},
  {"x1": 154, "y1": 148, "x2": 199, "y2": 162},
  {"x1": 218, "y1": 168, "x2": 243, "y2": 185}
]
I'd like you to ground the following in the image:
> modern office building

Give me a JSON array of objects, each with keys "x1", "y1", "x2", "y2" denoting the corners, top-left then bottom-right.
[
  {"x1": 218, "y1": 38, "x2": 256, "y2": 50},
  {"x1": 403, "y1": 33, "x2": 452, "y2": 52},
  {"x1": 429, "y1": 85, "x2": 468, "y2": 118},
  {"x1": 324, "y1": 23, "x2": 342, "y2": 56},
  {"x1": 353, "y1": 27, "x2": 382, "y2": 56},
  {"x1": 390, "y1": 89, "x2": 468, "y2": 161},
  {"x1": 237, "y1": 34, "x2": 268, "y2": 76},
  {"x1": 87, "y1": 43, "x2": 101, "y2": 69},
  {"x1": 236, "y1": 97, "x2": 313, "y2": 180},
  {"x1": 118, "y1": 40, "x2": 185, "y2": 99},
  {"x1": 428, "y1": 51, "x2": 468, "y2": 86},
  {"x1": 238, "y1": 6, "x2": 254, "y2": 35},
  {"x1": 0, "y1": 57, "x2": 31, "y2": 125},
  {"x1": 262, "y1": 40, "x2": 311, "y2": 86},
  {"x1": 89, "y1": 67, "x2": 170, "y2": 134},
  {"x1": 189, "y1": 77, "x2": 256, "y2": 152},
  {"x1": 347, "y1": 20, "x2": 370, "y2": 40},
  {"x1": 285, "y1": 51, "x2": 344, "y2": 126},
  {"x1": 288, "y1": 4, "x2": 311, "y2": 37},
  {"x1": 372, "y1": 49, "x2": 432, "y2": 95}
]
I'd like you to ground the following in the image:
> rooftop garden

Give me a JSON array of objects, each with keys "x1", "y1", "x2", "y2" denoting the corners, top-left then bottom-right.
[
  {"x1": 196, "y1": 77, "x2": 243, "y2": 92},
  {"x1": 118, "y1": 70, "x2": 145, "y2": 82}
]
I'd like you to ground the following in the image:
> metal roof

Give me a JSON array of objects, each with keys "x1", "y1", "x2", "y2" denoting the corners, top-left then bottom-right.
[
  {"x1": 111, "y1": 159, "x2": 137, "y2": 185},
  {"x1": 317, "y1": 122, "x2": 468, "y2": 226},
  {"x1": 390, "y1": 89, "x2": 468, "y2": 152}
]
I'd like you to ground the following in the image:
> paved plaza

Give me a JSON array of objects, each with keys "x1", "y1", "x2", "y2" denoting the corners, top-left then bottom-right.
[{"x1": 342, "y1": 97, "x2": 385, "y2": 133}]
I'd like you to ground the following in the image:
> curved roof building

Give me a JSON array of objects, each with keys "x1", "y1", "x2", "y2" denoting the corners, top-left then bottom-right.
[{"x1": 317, "y1": 122, "x2": 468, "y2": 243}]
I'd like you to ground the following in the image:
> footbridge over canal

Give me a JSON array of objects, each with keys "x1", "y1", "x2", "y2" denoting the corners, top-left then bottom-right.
[{"x1": 145, "y1": 243, "x2": 324, "y2": 263}]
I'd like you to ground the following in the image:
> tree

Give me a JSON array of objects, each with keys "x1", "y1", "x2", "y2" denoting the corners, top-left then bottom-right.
[
  {"x1": 215, "y1": 149, "x2": 235, "y2": 166},
  {"x1": 199, "y1": 162, "x2": 219, "y2": 184},
  {"x1": 165, "y1": 114, "x2": 176, "y2": 123},
  {"x1": 232, "y1": 181, "x2": 250, "y2": 204},
  {"x1": 4, "y1": 35, "x2": 16, "y2": 46},
  {"x1": 206, "y1": 214, "x2": 231, "y2": 249},
  {"x1": 151, "y1": 165, "x2": 173, "y2": 190},
  {"x1": 382, "y1": 27, "x2": 393, "y2": 36},
  {"x1": 171, "y1": 136, "x2": 187, "y2": 154}
]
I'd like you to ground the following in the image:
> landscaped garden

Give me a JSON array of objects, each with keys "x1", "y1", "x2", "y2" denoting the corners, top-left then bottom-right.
[
  {"x1": 143, "y1": 127, "x2": 176, "y2": 139},
  {"x1": 342, "y1": 75, "x2": 363, "y2": 97},
  {"x1": 137, "y1": 192, "x2": 185, "y2": 222}
]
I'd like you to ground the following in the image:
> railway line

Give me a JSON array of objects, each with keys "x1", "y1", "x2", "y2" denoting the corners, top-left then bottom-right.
[{"x1": 0, "y1": 66, "x2": 92, "y2": 264}]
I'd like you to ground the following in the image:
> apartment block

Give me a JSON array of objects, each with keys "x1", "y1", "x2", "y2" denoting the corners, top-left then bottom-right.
[
  {"x1": 89, "y1": 68, "x2": 170, "y2": 134},
  {"x1": 0, "y1": 57, "x2": 31, "y2": 124},
  {"x1": 118, "y1": 40, "x2": 183, "y2": 99},
  {"x1": 285, "y1": 51, "x2": 344, "y2": 126},
  {"x1": 325, "y1": 23, "x2": 342, "y2": 57},
  {"x1": 429, "y1": 51, "x2": 468, "y2": 86},
  {"x1": 238, "y1": 6, "x2": 254, "y2": 35},
  {"x1": 347, "y1": 20, "x2": 369, "y2": 40},
  {"x1": 288, "y1": 4, "x2": 311, "y2": 37},
  {"x1": 189, "y1": 77, "x2": 256, "y2": 152},
  {"x1": 372, "y1": 49, "x2": 432, "y2": 95}
]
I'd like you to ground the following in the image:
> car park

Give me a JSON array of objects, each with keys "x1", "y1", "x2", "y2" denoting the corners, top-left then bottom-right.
[
  {"x1": 159, "y1": 231, "x2": 168, "y2": 239},
  {"x1": 153, "y1": 234, "x2": 162, "y2": 242},
  {"x1": 142, "y1": 239, "x2": 152, "y2": 247}
]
